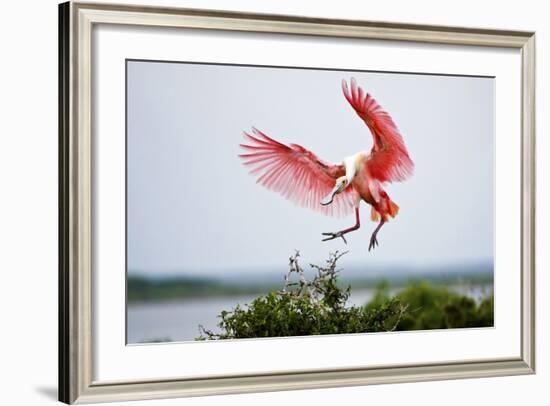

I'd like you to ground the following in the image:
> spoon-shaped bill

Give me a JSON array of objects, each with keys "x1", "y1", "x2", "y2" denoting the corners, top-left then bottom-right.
[{"x1": 320, "y1": 184, "x2": 341, "y2": 206}]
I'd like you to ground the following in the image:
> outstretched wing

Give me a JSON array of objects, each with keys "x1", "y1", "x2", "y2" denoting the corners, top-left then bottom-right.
[
  {"x1": 239, "y1": 127, "x2": 357, "y2": 217},
  {"x1": 342, "y1": 78, "x2": 414, "y2": 183}
]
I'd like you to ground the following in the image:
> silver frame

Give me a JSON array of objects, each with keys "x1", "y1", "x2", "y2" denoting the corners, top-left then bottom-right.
[{"x1": 58, "y1": 1, "x2": 536, "y2": 403}]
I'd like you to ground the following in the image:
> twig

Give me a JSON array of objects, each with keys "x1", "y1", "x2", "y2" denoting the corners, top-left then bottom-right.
[{"x1": 388, "y1": 304, "x2": 410, "y2": 332}]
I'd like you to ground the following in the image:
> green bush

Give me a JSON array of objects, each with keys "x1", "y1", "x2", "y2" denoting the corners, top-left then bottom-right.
[
  {"x1": 197, "y1": 253, "x2": 493, "y2": 340},
  {"x1": 371, "y1": 282, "x2": 494, "y2": 330},
  {"x1": 197, "y1": 252, "x2": 407, "y2": 340}
]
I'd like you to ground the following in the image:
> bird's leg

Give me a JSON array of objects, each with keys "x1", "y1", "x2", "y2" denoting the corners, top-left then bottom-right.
[
  {"x1": 322, "y1": 208, "x2": 360, "y2": 244},
  {"x1": 368, "y1": 218, "x2": 385, "y2": 251}
]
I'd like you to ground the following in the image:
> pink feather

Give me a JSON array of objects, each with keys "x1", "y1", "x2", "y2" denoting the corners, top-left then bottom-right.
[
  {"x1": 342, "y1": 78, "x2": 414, "y2": 183},
  {"x1": 239, "y1": 128, "x2": 358, "y2": 218}
]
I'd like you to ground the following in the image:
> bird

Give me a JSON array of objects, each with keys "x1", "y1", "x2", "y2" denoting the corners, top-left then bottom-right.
[{"x1": 238, "y1": 78, "x2": 414, "y2": 251}]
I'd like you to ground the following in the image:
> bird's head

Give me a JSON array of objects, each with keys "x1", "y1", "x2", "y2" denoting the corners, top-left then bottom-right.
[{"x1": 320, "y1": 176, "x2": 350, "y2": 206}]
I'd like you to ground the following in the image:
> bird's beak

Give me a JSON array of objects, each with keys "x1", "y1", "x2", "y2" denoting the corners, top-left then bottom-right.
[{"x1": 321, "y1": 183, "x2": 344, "y2": 206}]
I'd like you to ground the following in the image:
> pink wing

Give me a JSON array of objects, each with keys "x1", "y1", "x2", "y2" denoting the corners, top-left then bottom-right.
[
  {"x1": 342, "y1": 78, "x2": 414, "y2": 183},
  {"x1": 239, "y1": 127, "x2": 357, "y2": 217}
]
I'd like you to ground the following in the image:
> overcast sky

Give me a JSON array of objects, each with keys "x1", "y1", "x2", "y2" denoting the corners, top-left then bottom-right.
[{"x1": 127, "y1": 60, "x2": 494, "y2": 277}]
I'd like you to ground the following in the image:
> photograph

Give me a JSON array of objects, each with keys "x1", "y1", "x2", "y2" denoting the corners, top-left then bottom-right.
[
  {"x1": 54, "y1": 2, "x2": 538, "y2": 403},
  {"x1": 126, "y1": 59, "x2": 495, "y2": 344}
]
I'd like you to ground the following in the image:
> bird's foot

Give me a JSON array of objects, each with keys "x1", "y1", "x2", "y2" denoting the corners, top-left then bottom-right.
[
  {"x1": 322, "y1": 231, "x2": 348, "y2": 244},
  {"x1": 368, "y1": 233, "x2": 379, "y2": 251}
]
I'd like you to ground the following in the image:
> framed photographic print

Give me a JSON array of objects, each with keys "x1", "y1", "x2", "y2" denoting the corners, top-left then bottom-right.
[{"x1": 59, "y1": 1, "x2": 535, "y2": 404}]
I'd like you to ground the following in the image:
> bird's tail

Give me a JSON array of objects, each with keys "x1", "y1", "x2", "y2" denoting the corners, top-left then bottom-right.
[
  {"x1": 371, "y1": 199, "x2": 399, "y2": 222},
  {"x1": 388, "y1": 200, "x2": 400, "y2": 218}
]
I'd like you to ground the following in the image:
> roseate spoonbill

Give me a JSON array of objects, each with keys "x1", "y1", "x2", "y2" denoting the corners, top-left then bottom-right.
[{"x1": 239, "y1": 78, "x2": 414, "y2": 251}]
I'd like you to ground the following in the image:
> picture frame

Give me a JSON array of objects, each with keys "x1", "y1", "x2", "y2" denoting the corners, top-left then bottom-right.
[{"x1": 59, "y1": 1, "x2": 535, "y2": 404}]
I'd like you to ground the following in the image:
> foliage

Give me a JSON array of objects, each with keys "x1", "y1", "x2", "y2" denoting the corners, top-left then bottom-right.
[
  {"x1": 128, "y1": 268, "x2": 493, "y2": 303},
  {"x1": 127, "y1": 275, "x2": 279, "y2": 302},
  {"x1": 198, "y1": 251, "x2": 407, "y2": 340},
  {"x1": 371, "y1": 281, "x2": 494, "y2": 330},
  {"x1": 197, "y1": 252, "x2": 494, "y2": 340}
]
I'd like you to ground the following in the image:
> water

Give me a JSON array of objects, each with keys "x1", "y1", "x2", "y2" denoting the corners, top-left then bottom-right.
[{"x1": 127, "y1": 284, "x2": 492, "y2": 344}]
